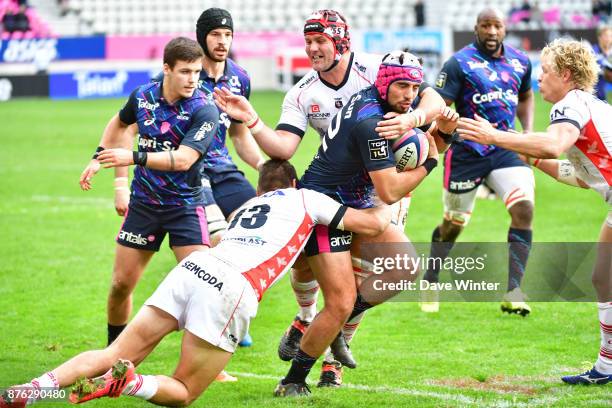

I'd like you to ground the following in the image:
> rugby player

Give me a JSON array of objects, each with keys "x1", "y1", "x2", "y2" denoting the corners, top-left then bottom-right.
[
  {"x1": 421, "y1": 8, "x2": 535, "y2": 315},
  {"x1": 457, "y1": 38, "x2": 612, "y2": 385},
  {"x1": 213, "y1": 9, "x2": 446, "y2": 386},
  {"x1": 0, "y1": 160, "x2": 392, "y2": 407},
  {"x1": 271, "y1": 51, "x2": 457, "y2": 397},
  {"x1": 79, "y1": 37, "x2": 218, "y2": 346}
]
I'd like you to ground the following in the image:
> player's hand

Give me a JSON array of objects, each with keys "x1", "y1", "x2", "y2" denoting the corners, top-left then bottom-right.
[
  {"x1": 114, "y1": 188, "x2": 130, "y2": 216},
  {"x1": 375, "y1": 111, "x2": 416, "y2": 139},
  {"x1": 213, "y1": 87, "x2": 257, "y2": 123},
  {"x1": 436, "y1": 106, "x2": 459, "y2": 134},
  {"x1": 456, "y1": 114, "x2": 498, "y2": 145},
  {"x1": 79, "y1": 159, "x2": 100, "y2": 190},
  {"x1": 97, "y1": 148, "x2": 133, "y2": 168},
  {"x1": 425, "y1": 132, "x2": 439, "y2": 159}
]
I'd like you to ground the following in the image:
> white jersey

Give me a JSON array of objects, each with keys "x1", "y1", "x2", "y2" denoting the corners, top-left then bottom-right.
[
  {"x1": 277, "y1": 52, "x2": 381, "y2": 138},
  {"x1": 550, "y1": 90, "x2": 612, "y2": 203},
  {"x1": 212, "y1": 188, "x2": 346, "y2": 300}
]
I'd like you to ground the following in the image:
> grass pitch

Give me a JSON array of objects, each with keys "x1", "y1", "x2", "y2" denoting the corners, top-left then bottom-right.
[{"x1": 0, "y1": 92, "x2": 609, "y2": 407}]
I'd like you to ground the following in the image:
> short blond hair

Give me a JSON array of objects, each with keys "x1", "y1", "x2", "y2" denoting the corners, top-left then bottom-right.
[{"x1": 541, "y1": 39, "x2": 599, "y2": 93}]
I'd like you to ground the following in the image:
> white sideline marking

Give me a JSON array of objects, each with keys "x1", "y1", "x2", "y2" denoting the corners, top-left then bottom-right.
[
  {"x1": 230, "y1": 371, "x2": 560, "y2": 407},
  {"x1": 31, "y1": 195, "x2": 113, "y2": 206}
]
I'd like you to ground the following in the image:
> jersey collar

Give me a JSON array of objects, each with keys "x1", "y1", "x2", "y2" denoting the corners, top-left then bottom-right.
[{"x1": 318, "y1": 52, "x2": 355, "y2": 91}]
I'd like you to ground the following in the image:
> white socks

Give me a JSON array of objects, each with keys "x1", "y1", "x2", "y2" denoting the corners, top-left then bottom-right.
[
  {"x1": 290, "y1": 271, "x2": 319, "y2": 322},
  {"x1": 595, "y1": 302, "x2": 612, "y2": 374},
  {"x1": 123, "y1": 374, "x2": 159, "y2": 400}
]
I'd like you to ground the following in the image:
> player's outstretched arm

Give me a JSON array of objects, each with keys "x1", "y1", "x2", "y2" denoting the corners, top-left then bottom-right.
[
  {"x1": 369, "y1": 133, "x2": 440, "y2": 204},
  {"x1": 342, "y1": 205, "x2": 392, "y2": 237},
  {"x1": 457, "y1": 115, "x2": 580, "y2": 158},
  {"x1": 521, "y1": 156, "x2": 589, "y2": 189},
  {"x1": 97, "y1": 145, "x2": 201, "y2": 171},
  {"x1": 228, "y1": 122, "x2": 266, "y2": 170},
  {"x1": 213, "y1": 87, "x2": 301, "y2": 160},
  {"x1": 427, "y1": 105, "x2": 460, "y2": 153},
  {"x1": 79, "y1": 114, "x2": 130, "y2": 190}
]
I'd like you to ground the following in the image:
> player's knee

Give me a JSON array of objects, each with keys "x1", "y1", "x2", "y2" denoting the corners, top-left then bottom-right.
[
  {"x1": 109, "y1": 278, "x2": 133, "y2": 299},
  {"x1": 326, "y1": 291, "x2": 356, "y2": 321},
  {"x1": 508, "y1": 200, "x2": 534, "y2": 228}
]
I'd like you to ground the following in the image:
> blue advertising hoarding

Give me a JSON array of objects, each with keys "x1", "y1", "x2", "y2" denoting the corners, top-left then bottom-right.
[
  {"x1": 49, "y1": 70, "x2": 155, "y2": 99},
  {"x1": 0, "y1": 36, "x2": 105, "y2": 63},
  {"x1": 362, "y1": 29, "x2": 444, "y2": 54}
]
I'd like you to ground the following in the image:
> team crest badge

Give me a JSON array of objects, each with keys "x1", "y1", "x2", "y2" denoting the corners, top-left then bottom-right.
[{"x1": 335, "y1": 99, "x2": 343, "y2": 108}]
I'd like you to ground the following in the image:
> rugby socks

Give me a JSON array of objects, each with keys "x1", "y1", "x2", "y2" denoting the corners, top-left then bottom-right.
[
  {"x1": 423, "y1": 226, "x2": 455, "y2": 283},
  {"x1": 290, "y1": 271, "x2": 319, "y2": 322},
  {"x1": 342, "y1": 311, "x2": 365, "y2": 343},
  {"x1": 123, "y1": 374, "x2": 159, "y2": 400},
  {"x1": 507, "y1": 227, "x2": 532, "y2": 292},
  {"x1": 107, "y1": 324, "x2": 127, "y2": 346},
  {"x1": 282, "y1": 349, "x2": 317, "y2": 385},
  {"x1": 347, "y1": 292, "x2": 373, "y2": 321},
  {"x1": 32, "y1": 372, "x2": 59, "y2": 390},
  {"x1": 595, "y1": 302, "x2": 612, "y2": 374}
]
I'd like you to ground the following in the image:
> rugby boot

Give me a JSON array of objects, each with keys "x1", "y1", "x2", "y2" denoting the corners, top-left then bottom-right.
[
  {"x1": 273, "y1": 380, "x2": 311, "y2": 397},
  {"x1": 68, "y1": 359, "x2": 135, "y2": 404},
  {"x1": 562, "y1": 367, "x2": 612, "y2": 385},
  {"x1": 317, "y1": 361, "x2": 343, "y2": 388},
  {"x1": 330, "y1": 333, "x2": 356, "y2": 368},
  {"x1": 501, "y1": 287, "x2": 531, "y2": 317},
  {"x1": 278, "y1": 316, "x2": 310, "y2": 361}
]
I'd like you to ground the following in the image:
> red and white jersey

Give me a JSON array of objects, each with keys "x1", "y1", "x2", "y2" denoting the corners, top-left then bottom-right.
[
  {"x1": 211, "y1": 188, "x2": 346, "y2": 300},
  {"x1": 550, "y1": 90, "x2": 612, "y2": 202},
  {"x1": 277, "y1": 52, "x2": 381, "y2": 138}
]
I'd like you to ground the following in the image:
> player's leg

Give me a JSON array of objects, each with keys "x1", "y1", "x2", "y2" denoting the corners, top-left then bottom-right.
[
  {"x1": 422, "y1": 146, "x2": 480, "y2": 290},
  {"x1": 485, "y1": 162, "x2": 535, "y2": 316},
  {"x1": 107, "y1": 245, "x2": 154, "y2": 345},
  {"x1": 148, "y1": 331, "x2": 233, "y2": 406},
  {"x1": 108, "y1": 201, "x2": 164, "y2": 344},
  {"x1": 276, "y1": 226, "x2": 354, "y2": 396},
  {"x1": 1, "y1": 306, "x2": 177, "y2": 407},
  {"x1": 278, "y1": 254, "x2": 319, "y2": 361},
  {"x1": 563, "y1": 215, "x2": 612, "y2": 384}
]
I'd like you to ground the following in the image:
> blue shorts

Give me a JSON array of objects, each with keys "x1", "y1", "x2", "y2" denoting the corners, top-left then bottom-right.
[
  {"x1": 202, "y1": 165, "x2": 256, "y2": 218},
  {"x1": 117, "y1": 201, "x2": 210, "y2": 251},
  {"x1": 443, "y1": 144, "x2": 528, "y2": 194}
]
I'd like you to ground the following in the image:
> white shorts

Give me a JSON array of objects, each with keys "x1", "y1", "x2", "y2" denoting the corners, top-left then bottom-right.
[
  {"x1": 145, "y1": 251, "x2": 258, "y2": 353},
  {"x1": 444, "y1": 166, "x2": 535, "y2": 226}
]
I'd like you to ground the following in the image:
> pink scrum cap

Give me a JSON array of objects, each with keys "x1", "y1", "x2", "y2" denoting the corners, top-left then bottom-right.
[{"x1": 375, "y1": 50, "x2": 424, "y2": 100}]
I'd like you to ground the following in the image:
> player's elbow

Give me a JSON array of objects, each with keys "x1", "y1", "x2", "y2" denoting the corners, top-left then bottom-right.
[
  {"x1": 375, "y1": 188, "x2": 401, "y2": 205},
  {"x1": 173, "y1": 155, "x2": 196, "y2": 171},
  {"x1": 540, "y1": 145, "x2": 563, "y2": 159}
]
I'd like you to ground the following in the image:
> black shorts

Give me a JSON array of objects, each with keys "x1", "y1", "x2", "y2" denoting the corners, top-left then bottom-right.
[
  {"x1": 304, "y1": 224, "x2": 353, "y2": 257},
  {"x1": 443, "y1": 144, "x2": 528, "y2": 193},
  {"x1": 116, "y1": 201, "x2": 210, "y2": 251}
]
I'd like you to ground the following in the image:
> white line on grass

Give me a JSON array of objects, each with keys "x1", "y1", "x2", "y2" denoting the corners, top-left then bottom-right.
[
  {"x1": 31, "y1": 195, "x2": 113, "y2": 206},
  {"x1": 230, "y1": 371, "x2": 560, "y2": 407}
]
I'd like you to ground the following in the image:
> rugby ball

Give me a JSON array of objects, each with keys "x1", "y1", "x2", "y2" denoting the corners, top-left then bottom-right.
[{"x1": 391, "y1": 128, "x2": 429, "y2": 172}]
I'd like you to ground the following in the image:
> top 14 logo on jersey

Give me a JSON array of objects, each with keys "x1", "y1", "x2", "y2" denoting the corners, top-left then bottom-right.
[{"x1": 368, "y1": 139, "x2": 389, "y2": 160}]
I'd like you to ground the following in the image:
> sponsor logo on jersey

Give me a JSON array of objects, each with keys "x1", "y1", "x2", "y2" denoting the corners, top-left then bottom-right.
[
  {"x1": 472, "y1": 89, "x2": 518, "y2": 105},
  {"x1": 144, "y1": 118, "x2": 155, "y2": 126},
  {"x1": 311, "y1": 104, "x2": 320, "y2": 113},
  {"x1": 176, "y1": 111, "x2": 190, "y2": 120},
  {"x1": 550, "y1": 107, "x2": 568, "y2": 121},
  {"x1": 510, "y1": 58, "x2": 525, "y2": 73},
  {"x1": 182, "y1": 260, "x2": 224, "y2": 291},
  {"x1": 435, "y1": 72, "x2": 447, "y2": 88},
  {"x1": 194, "y1": 121, "x2": 214, "y2": 141},
  {"x1": 299, "y1": 75, "x2": 316, "y2": 88},
  {"x1": 449, "y1": 179, "x2": 478, "y2": 191},
  {"x1": 368, "y1": 139, "x2": 389, "y2": 160},
  {"x1": 354, "y1": 61, "x2": 367, "y2": 73},
  {"x1": 138, "y1": 136, "x2": 175, "y2": 151},
  {"x1": 467, "y1": 60, "x2": 489, "y2": 70},
  {"x1": 307, "y1": 112, "x2": 331, "y2": 119},
  {"x1": 330, "y1": 234, "x2": 352, "y2": 247},
  {"x1": 225, "y1": 235, "x2": 267, "y2": 246},
  {"x1": 229, "y1": 76, "x2": 241, "y2": 87},
  {"x1": 335, "y1": 98, "x2": 343, "y2": 108},
  {"x1": 137, "y1": 98, "x2": 160, "y2": 111},
  {"x1": 118, "y1": 230, "x2": 150, "y2": 246}
]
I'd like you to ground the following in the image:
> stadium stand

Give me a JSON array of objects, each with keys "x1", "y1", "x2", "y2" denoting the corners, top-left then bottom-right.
[
  {"x1": 0, "y1": 0, "x2": 53, "y2": 38},
  {"x1": 24, "y1": 0, "x2": 597, "y2": 37}
]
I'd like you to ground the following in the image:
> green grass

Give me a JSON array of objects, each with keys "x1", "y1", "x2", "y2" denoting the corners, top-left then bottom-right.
[{"x1": 0, "y1": 92, "x2": 609, "y2": 407}]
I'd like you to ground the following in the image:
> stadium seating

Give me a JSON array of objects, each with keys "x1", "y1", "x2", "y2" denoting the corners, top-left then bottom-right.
[
  {"x1": 18, "y1": 0, "x2": 602, "y2": 37},
  {"x1": 0, "y1": 0, "x2": 53, "y2": 38}
]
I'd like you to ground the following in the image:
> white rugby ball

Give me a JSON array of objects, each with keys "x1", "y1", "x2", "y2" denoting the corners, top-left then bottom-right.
[{"x1": 391, "y1": 128, "x2": 429, "y2": 172}]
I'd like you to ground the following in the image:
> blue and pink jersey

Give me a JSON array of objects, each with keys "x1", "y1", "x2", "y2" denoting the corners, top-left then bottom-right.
[
  {"x1": 119, "y1": 81, "x2": 219, "y2": 206},
  {"x1": 300, "y1": 85, "x2": 423, "y2": 208},
  {"x1": 434, "y1": 42, "x2": 532, "y2": 156}
]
